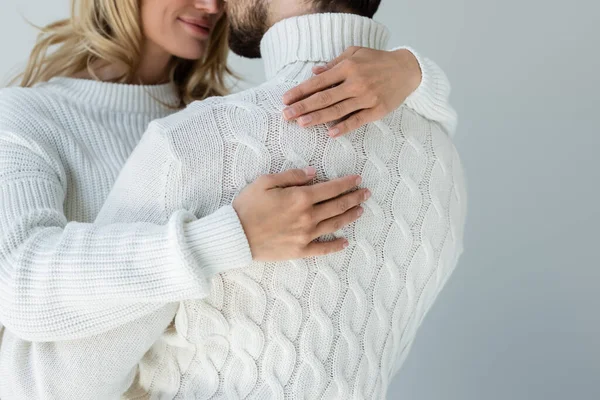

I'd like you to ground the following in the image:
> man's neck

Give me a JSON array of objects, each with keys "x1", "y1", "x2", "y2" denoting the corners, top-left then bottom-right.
[
  {"x1": 265, "y1": 0, "x2": 356, "y2": 27},
  {"x1": 266, "y1": 1, "x2": 312, "y2": 27}
]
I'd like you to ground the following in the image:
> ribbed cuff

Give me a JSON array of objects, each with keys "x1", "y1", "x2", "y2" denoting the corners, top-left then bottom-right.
[
  {"x1": 390, "y1": 46, "x2": 458, "y2": 136},
  {"x1": 183, "y1": 205, "x2": 253, "y2": 279}
]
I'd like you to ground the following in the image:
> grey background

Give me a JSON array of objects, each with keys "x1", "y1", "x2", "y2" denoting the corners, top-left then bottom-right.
[{"x1": 2, "y1": 0, "x2": 599, "y2": 399}]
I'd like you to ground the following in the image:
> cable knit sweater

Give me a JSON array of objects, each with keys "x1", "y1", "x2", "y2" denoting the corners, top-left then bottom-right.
[
  {"x1": 106, "y1": 14, "x2": 463, "y2": 400},
  {"x1": 0, "y1": 13, "x2": 461, "y2": 400}
]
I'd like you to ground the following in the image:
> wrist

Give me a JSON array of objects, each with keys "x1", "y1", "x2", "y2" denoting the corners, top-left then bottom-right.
[
  {"x1": 393, "y1": 48, "x2": 422, "y2": 94},
  {"x1": 184, "y1": 206, "x2": 253, "y2": 275}
]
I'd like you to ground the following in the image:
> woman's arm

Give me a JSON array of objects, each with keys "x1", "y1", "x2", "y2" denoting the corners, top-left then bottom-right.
[
  {"x1": 282, "y1": 46, "x2": 457, "y2": 136},
  {"x1": 0, "y1": 118, "x2": 369, "y2": 399},
  {"x1": 0, "y1": 126, "x2": 249, "y2": 342},
  {"x1": 0, "y1": 122, "x2": 367, "y2": 342},
  {"x1": 393, "y1": 46, "x2": 458, "y2": 135}
]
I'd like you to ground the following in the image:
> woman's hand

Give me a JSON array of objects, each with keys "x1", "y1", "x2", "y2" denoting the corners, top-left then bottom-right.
[
  {"x1": 233, "y1": 167, "x2": 370, "y2": 261},
  {"x1": 282, "y1": 47, "x2": 422, "y2": 137}
]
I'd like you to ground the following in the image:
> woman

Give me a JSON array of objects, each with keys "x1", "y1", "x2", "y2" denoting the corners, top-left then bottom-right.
[{"x1": 0, "y1": 0, "x2": 456, "y2": 398}]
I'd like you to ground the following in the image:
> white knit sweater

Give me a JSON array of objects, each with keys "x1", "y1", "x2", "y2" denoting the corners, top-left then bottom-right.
[
  {"x1": 0, "y1": 14, "x2": 461, "y2": 400},
  {"x1": 109, "y1": 14, "x2": 464, "y2": 400}
]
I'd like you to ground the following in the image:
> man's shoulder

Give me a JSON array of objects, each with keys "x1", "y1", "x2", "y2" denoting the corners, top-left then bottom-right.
[
  {"x1": 149, "y1": 95, "x2": 225, "y2": 131},
  {"x1": 150, "y1": 81, "x2": 290, "y2": 136}
]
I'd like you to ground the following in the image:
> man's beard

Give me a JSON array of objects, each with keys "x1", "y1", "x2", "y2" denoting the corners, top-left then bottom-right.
[{"x1": 227, "y1": 1, "x2": 268, "y2": 58}]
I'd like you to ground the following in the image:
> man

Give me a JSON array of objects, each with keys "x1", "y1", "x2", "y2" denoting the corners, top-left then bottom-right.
[
  {"x1": 0, "y1": 1, "x2": 466, "y2": 399},
  {"x1": 97, "y1": 0, "x2": 467, "y2": 398}
]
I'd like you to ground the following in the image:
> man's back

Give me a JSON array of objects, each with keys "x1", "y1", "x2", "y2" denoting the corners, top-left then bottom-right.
[{"x1": 122, "y1": 74, "x2": 466, "y2": 399}]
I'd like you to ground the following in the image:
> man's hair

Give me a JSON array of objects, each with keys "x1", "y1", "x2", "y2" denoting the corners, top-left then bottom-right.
[{"x1": 312, "y1": 0, "x2": 382, "y2": 18}]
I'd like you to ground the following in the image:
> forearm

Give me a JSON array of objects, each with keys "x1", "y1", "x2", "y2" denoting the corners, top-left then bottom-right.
[
  {"x1": 391, "y1": 46, "x2": 458, "y2": 135},
  {"x1": 0, "y1": 123, "x2": 247, "y2": 399},
  {"x1": 0, "y1": 207, "x2": 248, "y2": 341},
  {"x1": 0, "y1": 126, "x2": 251, "y2": 341}
]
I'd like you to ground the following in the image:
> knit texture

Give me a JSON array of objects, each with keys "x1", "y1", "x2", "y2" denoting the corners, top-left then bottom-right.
[
  {"x1": 0, "y1": 79, "x2": 254, "y2": 343},
  {"x1": 392, "y1": 46, "x2": 458, "y2": 135},
  {"x1": 115, "y1": 14, "x2": 467, "y2": 400},
  {"x1": 0, "y1": 13, "x2": 460, "y2": 400}
]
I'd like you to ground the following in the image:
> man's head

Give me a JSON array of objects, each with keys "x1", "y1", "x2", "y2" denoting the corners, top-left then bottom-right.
[{"x1": 226, "y1": 0, "x2": 382, "y2": 58}]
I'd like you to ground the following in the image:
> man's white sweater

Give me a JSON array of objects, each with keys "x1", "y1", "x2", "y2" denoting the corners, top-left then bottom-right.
[
  {"x1": 101, "y1": 14, "x2": 467, "y2": 400},
  {"x1": 0, "y1": 13, "x2": 463, "y2": 400}
]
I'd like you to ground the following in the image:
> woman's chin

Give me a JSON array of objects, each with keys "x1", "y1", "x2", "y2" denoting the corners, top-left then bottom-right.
[
  {"x1": 169, "y1": 44, "x2": 206, "y2": 61},
  {"x1": 174, "y1": 52, "x2": 205, "y2": 61}
]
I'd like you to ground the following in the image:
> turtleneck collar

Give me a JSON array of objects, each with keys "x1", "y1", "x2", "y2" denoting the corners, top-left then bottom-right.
[{"x1": 260, "y1": 13, "x2": 390, "y2": 81}]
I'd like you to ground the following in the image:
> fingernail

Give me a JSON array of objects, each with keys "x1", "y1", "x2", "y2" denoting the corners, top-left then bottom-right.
[
  {"x1": 284, "y1": 107, "x2": 296, "y2": 119},
  {"x1": 343, "y1": 240, "x2": 349, "y2": 248},
  {"x1": 304, "y1": 166, "x2": 316, "y2": 176},
  {"x1": 298, "y1": 115, "x2": 312, "y2": 126},
  {"x1": 329, "y1": 128, "x2": 340, "y2": 137},
  {"x1": 364, "y1": 190, "x2": 371, "y2": 201},
  {"x1": 357, "y1": 207, "x2": 364, "y2": 217},
  {"x1": 282, "y1": 94, "x2": 292, "y2": 104},
  {"x1": 355, "y1": 176, "x2": 362, "y2": 186}
]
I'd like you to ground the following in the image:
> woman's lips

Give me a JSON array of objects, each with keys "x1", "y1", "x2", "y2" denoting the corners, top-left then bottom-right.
[{"x1": 178, "y1": 18, "x2": 212, "y2": 38}]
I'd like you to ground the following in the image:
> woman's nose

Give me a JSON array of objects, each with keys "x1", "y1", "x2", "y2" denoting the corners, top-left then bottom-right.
[{"x1": 193, "y1": 0, "x2": 222, "y2": 14}]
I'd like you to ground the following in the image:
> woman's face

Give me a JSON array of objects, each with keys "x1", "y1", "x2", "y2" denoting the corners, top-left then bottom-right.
[{"x1": 140, "y1": 0, "x2": 225, "y2": 60}]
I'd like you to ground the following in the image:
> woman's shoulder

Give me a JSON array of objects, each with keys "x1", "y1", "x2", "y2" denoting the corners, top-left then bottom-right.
[
  {"x1": 0, "y1": 82, "x2": 70, "y2": 135},
  {"x1": 0, "y1": 82, "x2": 64, "y2": 114}
]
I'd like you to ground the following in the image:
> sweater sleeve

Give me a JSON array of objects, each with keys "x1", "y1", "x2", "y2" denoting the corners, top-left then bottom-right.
[
  {"x1": 0, "y1": 303, "x2": 179, "y2": 400},
  {"x1": 390, "y1": 46, "x2": 458, "y2": 136},
  {"x1": 0, "y1": 123, "x2": 252, "y2": 342},
  {"x1": 390, "y1": 238, "x2": 465, "y2": 380}
]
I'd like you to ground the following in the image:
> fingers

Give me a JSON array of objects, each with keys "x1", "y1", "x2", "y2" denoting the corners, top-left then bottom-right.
[
  {"x1": 282, "y1": 66, "x2": 346, "y2": 107},
  {"x1": 283, "y1": 86, "x2": 347, "y2": 123},
  {"x1": 306, "y1": 174, "x2": 362, "y2": 204},
  {"x1": 329, "y1": 108, "x2": 385, "y2": 137},
  {"x1": 312, "y1": 46, "x2": 362, "y2": 75},
  {"x1": 257, "y1": 167, "x2": 317, "y2": 189},
  {"x1": 302, "y1": 237, "x2": 350, "y2": 257},
  {"x1": 314, "y1": 205, "x2": 363, "y2": 238},
  {"x1": 312, "y1": 65, "x2": 329, "y2": 75},
  {"x1": 294, "y1": 98, "x2": 367, "y2": 129},
  {"x1": 313, "y1": 187, "x2": 371, "y2": 222}
]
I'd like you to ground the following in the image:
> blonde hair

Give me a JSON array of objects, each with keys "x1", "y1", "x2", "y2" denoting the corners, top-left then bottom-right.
[{"x1": 14, "y1": 0, "x2": 234, "y2": 106}]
